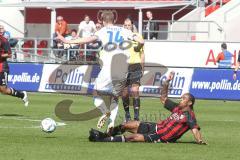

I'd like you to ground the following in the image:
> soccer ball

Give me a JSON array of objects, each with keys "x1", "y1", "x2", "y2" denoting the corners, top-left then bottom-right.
[{"x1": 41, "y1": 118, "x2": 57, "y2": 133}]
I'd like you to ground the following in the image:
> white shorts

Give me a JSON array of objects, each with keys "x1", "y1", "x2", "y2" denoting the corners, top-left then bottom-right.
[
  {"x1": 94, "y1": 52, "x2": 129, "y2": 96},
  {"x1": 94, "y1": 66, "x2": 128, "y2": 96},
  {"x1": 94, "y1": 51, "x2": 129, "y2": 96}
]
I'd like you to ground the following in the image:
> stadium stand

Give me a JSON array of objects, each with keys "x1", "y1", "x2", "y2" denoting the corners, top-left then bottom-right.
[
  {"x1": 22, "y1": 40, "x2": 34, "y2": 54},
  {"x1": 1, "y1": 0, "x2": 240, "y2": 63},
  {"x1": 85, "y1": 0, "x2": 189, "y2": 1},
  {"x1": 205, "y1": 0, "x2": 231, "y2": 16}
]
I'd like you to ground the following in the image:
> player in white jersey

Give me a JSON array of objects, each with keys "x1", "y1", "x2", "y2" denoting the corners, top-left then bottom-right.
[{"x1": 57, "y1": 11, "x2": 144, "y2": 131}]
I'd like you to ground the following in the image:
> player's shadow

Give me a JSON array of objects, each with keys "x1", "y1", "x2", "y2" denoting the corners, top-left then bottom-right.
[
  {"x1": 0, "y1": 114, "x2": 24, "y2": 117},
  {"x1": 43, "y1": 136, "x2": 57, "y2": 139}
]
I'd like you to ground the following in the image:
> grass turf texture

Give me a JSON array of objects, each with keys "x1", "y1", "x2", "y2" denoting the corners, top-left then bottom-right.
[{"x1": 0, "y1": 93, "x2": 240, "y2": 160}]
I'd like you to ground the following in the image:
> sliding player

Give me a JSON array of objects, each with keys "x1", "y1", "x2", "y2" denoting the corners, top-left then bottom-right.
[{"x1": 89, "y1": 72, "x2": 207, "y2": 145}]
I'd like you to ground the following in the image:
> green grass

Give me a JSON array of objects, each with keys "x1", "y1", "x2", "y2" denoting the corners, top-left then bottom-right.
[{"x1": 0, "y1": 93, "x2": 240, "y2": 160}]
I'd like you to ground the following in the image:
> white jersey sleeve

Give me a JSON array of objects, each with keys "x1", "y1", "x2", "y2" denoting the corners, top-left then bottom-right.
[{"x1": 121, "y1": 28, "x2": 134, "y2": 41}]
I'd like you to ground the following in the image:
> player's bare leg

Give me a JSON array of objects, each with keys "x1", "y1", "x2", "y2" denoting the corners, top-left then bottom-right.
[
  {"x1": 0, "y1": 85, "x2": 28, "y2": 107},
  {"x1": 125, "y1": 134, "x2": 145, "y2": 142},
  {"x1": 107, "y1": 97, "x2": 119, "y2": 133},
  {"x1": 107, "y1": 120, "x2": 140, "y2": 136},
  {"x1": 93, "y1": 90, "x2": 111, "y2": 128},
  {"x1": 89, "y1": 126, "x2": 144, "y2": 142}
]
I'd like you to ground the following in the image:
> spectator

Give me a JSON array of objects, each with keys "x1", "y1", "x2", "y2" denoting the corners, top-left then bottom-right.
[
  {"x1": 0, "y1": 24, "x2": 18, "y2": 47},
  {"x1": 77, "y1": 15, "x2": 96, "y2": 61},
  {"x1": 216, "y1": 43, "x2": 233, "y2": 68},
  {"x1": 65, "y1": 29, "x2": 80, "y2": 60},
  {"x1": 53, "y1": 16, "x2": 69, "y2": 56},
  {"x1": 84, "y1": 23, "x2": 102, "y2": 61},
  {"x1": 55, "y1": 16, "x2": 69, "y2": 37},
  {"x1": 0, "y1": 25, "x2": 10, "y2": 39},
  {"x1": 77, "y1": 15, "x2": 96, "y2": 38},
  {"x1": 144, "y1": 11, "x2": 158, "y2": 40},
  {"x1": 199, "y1": 0, "x2": 208, "y2": 7},
  {"x1": 95, "y1": 23, "x2": 102, "y2": 31}
]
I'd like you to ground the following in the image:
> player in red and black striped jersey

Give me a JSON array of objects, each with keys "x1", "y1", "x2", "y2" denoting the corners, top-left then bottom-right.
[
  {"x1": 0, "y1": 34, "x2": 29, "y2": 107},
  {"x1": 89, "y1": 72, "x2": 207, "y2": 144}
]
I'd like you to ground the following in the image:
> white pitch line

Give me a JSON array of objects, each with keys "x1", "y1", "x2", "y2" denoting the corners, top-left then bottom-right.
[
  {"x1": 0, "y1": 126, "x2": 40, "y2": 129},
  {"x1": 202, "y1": 119, "x2": 240, "y2": 123},
  {"x1": 0, "y1": 116, "x2": 66, "y2": 129},
  {"x1": 0, "y1": 117, "x2": 41, "y2": 122}
]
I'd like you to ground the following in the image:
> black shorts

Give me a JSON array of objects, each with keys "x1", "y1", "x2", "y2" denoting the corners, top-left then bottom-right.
[
  {"x1": 0, "y1": 72, "x2": 8, "y2": 86},
  {"x1": 137, "y1": 122, "x2": 162, "y2": 143},
  {"x1": 126, "y1": 63, "x2": 142, "y2": 86}
]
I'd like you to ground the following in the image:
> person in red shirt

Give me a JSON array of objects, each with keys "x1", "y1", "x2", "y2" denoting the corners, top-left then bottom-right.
[
  {"x1": 89, "y1": 72, "x2": 207, "y2": 145},
  {"x1": 0, "y1": 34, "x2": 29, "y2": 107},
  {"x1": 55, "y1": 16, "x2": 69, "y2": 36},
  {"x1": 54, "y1": 16, "x2": 70, "y2": 56}
]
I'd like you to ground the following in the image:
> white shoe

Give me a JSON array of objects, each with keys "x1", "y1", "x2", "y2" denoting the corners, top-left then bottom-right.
[
  {"x1": 97, "y1": 112, "x2": 110, "y2": 129},
  {"x1": 22, "y1": 91, "x2": 29, "y2": 107}
]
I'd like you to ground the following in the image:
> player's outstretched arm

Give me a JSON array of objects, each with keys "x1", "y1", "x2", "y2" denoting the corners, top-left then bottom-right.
[
  {"x1": 0, "y1": 53, "x2": 11, "y2": 58},
  {"x1": 191, "y1": 128, "x2": 207, "y2": 145},
  {"x1": 160, "y1": 71, "x2": 175, "y2": 104},
  {"x1": 57, "y1": 34, "x2": 98, "y2": 44}
]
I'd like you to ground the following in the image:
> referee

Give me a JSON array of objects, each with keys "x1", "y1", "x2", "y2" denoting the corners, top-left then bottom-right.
[{"x1": 122, "y1": 18, "x2": 145, "y2": 121}]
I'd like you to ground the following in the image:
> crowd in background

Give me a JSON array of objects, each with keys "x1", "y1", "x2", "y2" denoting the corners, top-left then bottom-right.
[
  {"x1": 52, "y1": 10, "x2": 158, "y2": 61},
  {"x1": 1, "y1": 1, "x2": 231, "y2": 62}
]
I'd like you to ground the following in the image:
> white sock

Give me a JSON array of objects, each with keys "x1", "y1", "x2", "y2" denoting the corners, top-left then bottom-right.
[
  {"x1": 109, "y1": 98, "x2": 119, "y2": 127},
  {"x1": 93, "y1": 96, "x2": 109, "y2": 114}
]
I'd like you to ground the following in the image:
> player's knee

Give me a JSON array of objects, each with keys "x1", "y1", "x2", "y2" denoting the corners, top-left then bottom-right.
[
  {"x1": 131, "y1": 86, "x2": 139, "y2": 96},
  {"x1": 0, "y1": 86, "x2": 8, "y2": 93},
  {"x1": 135, "y1": 134, "x2": 145, "y2": 142},
  {"x1": 92, "y1": 90, "x2": 98, "y2": 96},
  {"x1": 121, "y1": 122, "x2": 129, "y2": 128},
  {"x1": 0, "y1": 86, "x2": 6, "y2": 93},
  {"x1": 121, "y1": 88, "x2": 129, "y2": 97},
  {"x1": 123, "y1": 120, "x2": 140, "y2": 128},
  {"x1": 128, "y1": 134, "x2": 144, "y2": 142}
]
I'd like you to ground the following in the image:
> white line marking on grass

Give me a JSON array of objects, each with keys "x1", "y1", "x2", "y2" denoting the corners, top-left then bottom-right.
[
  {"x1": 202, "y1": 119, "x2": 240, "y2": 123},
  {"x1": 0, "y1": 116, "x2": 66, "y2": 128},
  {"x1": 219, "y1": 120, "x2": 240, "y2": 123},
  {"x1": 0, "y1": 126, "x2": 40, "y2": 129}
]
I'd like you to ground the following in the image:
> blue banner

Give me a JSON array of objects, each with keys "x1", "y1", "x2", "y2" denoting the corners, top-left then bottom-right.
[
  {"x1": 6, "y1": 63, "x2": 240, "y2": 100},
  {"x1": 87, "y1": 65, "x2": 101, "y2": 94},
  {"x1": 190, "y1": 69, "x2": 240, "y2": 100},
  {"x1": 7, "y1": 63, "x2": 43, "y2": 92}
]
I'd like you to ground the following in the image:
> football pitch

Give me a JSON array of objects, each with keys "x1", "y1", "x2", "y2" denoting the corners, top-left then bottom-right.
[{"x1": 0, "y1": 93, "x2": 240, "y2": 160}]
